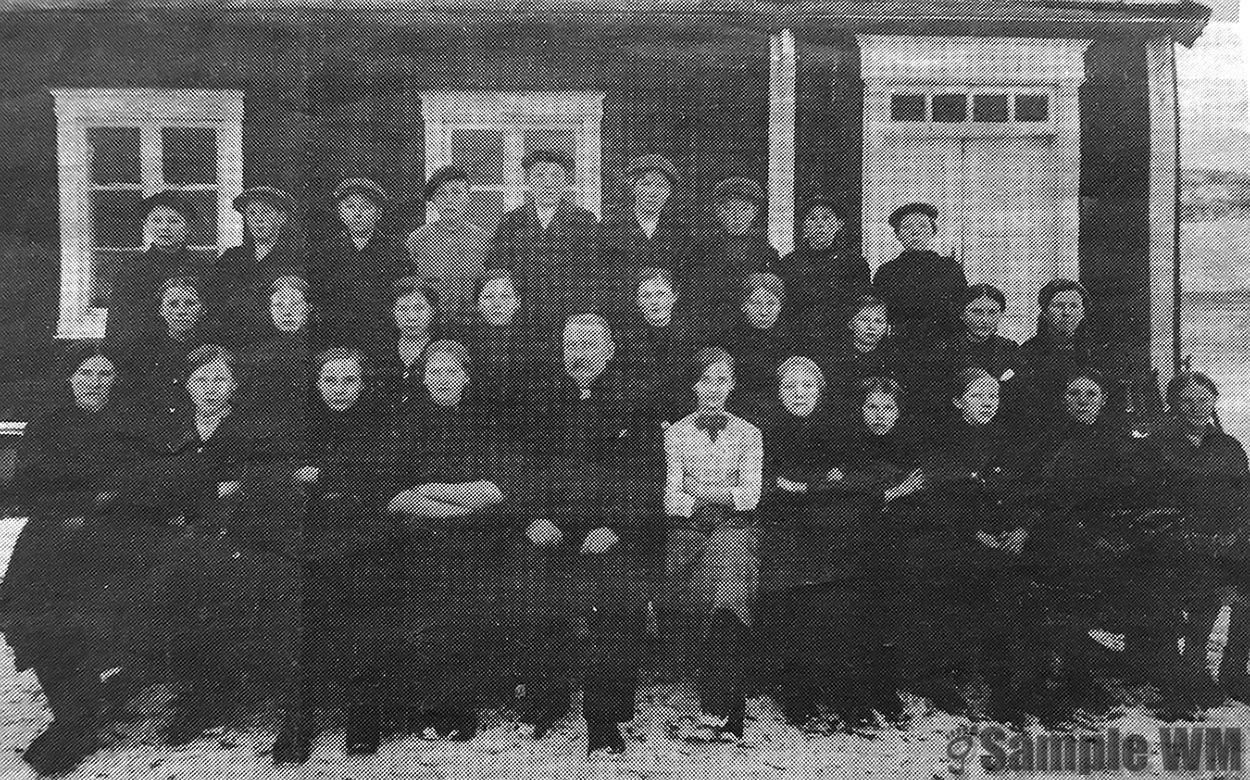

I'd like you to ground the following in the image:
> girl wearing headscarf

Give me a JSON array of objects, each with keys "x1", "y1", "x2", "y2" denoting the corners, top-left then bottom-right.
[
  {"x1": 827, "y1": 377, "x2": 926, "y2": 723},
  {"x1": 663, "y1": 347, "x2": 764, "y2": 741},
  {"x1": 776, "y1": 199, "x2": 870, "y2": 342},
  {"x1": 725, "y1": 271, "x2": 793, "y2": 426},
  {"x1": 1151, "y1": 372, "x2": 1250, "y2": 702},
  {"x1": 0, "y1": 347, "x2": 155, "y2": 776},
  {"x1": 756, "y1": 357, "x2": 871, "y2": 729}
]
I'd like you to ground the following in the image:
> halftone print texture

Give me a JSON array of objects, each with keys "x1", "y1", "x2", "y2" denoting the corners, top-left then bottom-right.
[{"x1": 0, "y1": 0, "x2": 1246, "y2": 778}]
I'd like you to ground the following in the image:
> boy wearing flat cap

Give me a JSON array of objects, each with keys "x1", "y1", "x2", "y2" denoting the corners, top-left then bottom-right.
[
  {"x1": 872, "y1": 202, "x2": 967, "y2": 349},
  {"x1": 600, "y1": 154, "x2": 695, "y2": 327},
  {"x1": 104, "y1": 190, "x2": 204, "y2": 368},
  {"x1": 310, "y1": 177, "x2": 406, "y2": 354},
  {"x1": 406, "y1": 166, "x2": 490, "y2": 328},
  {"x1": 490, "y1": 150, "x2": 602, "y2": 338},
  {"x1": 682, "y1": 177, "x2": 778, "y2": 345}
]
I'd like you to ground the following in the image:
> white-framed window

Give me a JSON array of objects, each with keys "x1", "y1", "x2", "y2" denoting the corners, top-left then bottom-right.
[
  {"x1": 889, "y1": 90, "x2": 1053, "y2": 127},
  {"x1": 51, "y1": 88, "x2": 244, "y2": 339},
  {"x1": 420, "y1": 91, "x2": 604, "y2": 232}
]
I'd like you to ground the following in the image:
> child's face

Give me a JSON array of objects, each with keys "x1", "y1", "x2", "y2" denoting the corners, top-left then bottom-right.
[
  {"x1": 863, "y1": 392, "x2": 899, "y2": 436},
  {"x1": 394, "y1": 293, "x2": 433, "y2": 336},
  {"x1": 717, "y1": 199, "x2": 757, "y2": 236},
  {"x1": 743, "y1": 289, "x2": 782, "y2": 330},
  {"x1": 318, "y1": 358, "x2": 363, "y2": 412},
  {"x1": 478, "y1": 278, "x2": 519, "y2": 326},
  {"x1": 850, "y1": 306, "x2": 888, "y2": 349},
  {"x1": 695, "y1": 361, "x2": 734, "y2": 410},
  {"x1": 338, "y1": 193, "x2": 379, "y2": 236},
  {"x1": 270, "y1": 287, "x2": 308, "y2": 332},
  {"x1": 637, "y1": 277, "x2": 676, "y2": 326},
  {"x1": 780, "y1": 368, "x2": 821, "y2": 418},
  {"x1": 160, "y1": 285, "x2": 201, "y2": 336},
  {"x1": 955, "y1": 376, "x2": 1000, "y2": 426}
]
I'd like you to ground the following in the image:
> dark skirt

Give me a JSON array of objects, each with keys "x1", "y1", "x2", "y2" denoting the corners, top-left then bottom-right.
[{"x1": 0, "y1": 500, "x2": 172, "y2": 674}]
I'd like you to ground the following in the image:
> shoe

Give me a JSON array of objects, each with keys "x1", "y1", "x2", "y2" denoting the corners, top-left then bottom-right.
[
  {"x1": 909, "y1": 679, "x2": 970, "y2": 716},
  {"x1": 345, "y1": 704, "x2": 381, "y2": 755},
  {"x1": 271, "y1": 712, "x2": 313, "y2": 765},
  {"x1": 22, "y1": 720, "x2": 101, "y2": 777},
  {"x1": 586, "y1": 718, "x2": 625, "y2": 755}
]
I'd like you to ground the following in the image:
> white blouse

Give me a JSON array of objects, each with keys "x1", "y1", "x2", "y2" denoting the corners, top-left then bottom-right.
[{"x1": 663, "y1": 411, "x2": 763, "y2": 518}]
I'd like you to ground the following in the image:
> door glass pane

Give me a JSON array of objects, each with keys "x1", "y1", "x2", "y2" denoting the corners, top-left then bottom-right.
[
  {"x1": 183, "y1": 189, "x2": 219, "y2": 247},
  {"x1": 972, "y1": 95, "x2": 1010, "y2": 123},
  {"x1": 450, "y1": 127, "x2": 507, "y2": 186},
  {"x1": 162, "y1": 127, "x2": 217, "y2": 185},
  {"x1": 88, "y1": 127, "x2": 141, "y2": 184},
  {"x1": 932, "y1": 94, "x2": 968, "y2": 123},
  {"x1": 891, "y1": 94, "x2": 926, "y2": 122},
  {"x1": 1015, "y1": 95, "x2": 1049, "y2": 123},
  {"x1": 90, "y1": 249, "x2": 138, "y2": 308},
  {"x1": 468, "y1": 189, "x2": 506, "y2": 234},
  {"x1": 91, "y1": 189, "x2": 143, "y2": 248}
]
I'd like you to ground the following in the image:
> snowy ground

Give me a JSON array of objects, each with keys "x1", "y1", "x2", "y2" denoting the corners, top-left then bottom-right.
[{"x1": 2, "y1": 514, "x2": 1250, "y2": 780}]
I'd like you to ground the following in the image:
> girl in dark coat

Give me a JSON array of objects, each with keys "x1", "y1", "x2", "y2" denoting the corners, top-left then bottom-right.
[
  {"x1": 756, "y1": 357, "x2": 872, "y2": 729},
  {"x1": 374, "y1": 276, "x2": 438, "y2": 421},
  {"x1": 204, "y1": 187, "x2": 303, "y2": 347},
  {"x1": 0, "y1": 348, "x2": 155, "y2": 776},
  {"x1": 682, "y1": 178, "x2": 778, "y2": 344},
  {"x1": 725, "y1": 272, "x2": 793, "y2": 426},
  {"x1": 103, "y1": 191, "x2": 205, "y2": 363},
  {"x1": 273, "y1": 348, "x2": 405, "y2": 762},
  {"x1": 235, "y1": 274, "x2": 312, "y2": 439},
  {"x1": 381, "y1": 340, "x2": 511, "y2": 746},
  {"x1": 1151, "y1": 372, "x2": 1250, "y2": 700},
  {"x1": 816, "y1": 294, "x2": 899, "y2": 424},
  {"x1": 115, "y1": 275, "x2": 211, "y2": 432},
  {"x1": 828, "y1": 377, "x2": 928, "y2": 723},
  {"x1": 620, "y1": 267, "x2": 697, "y2": 453},
  {"x1": 1019, "y1": 279, "x2": 1106, "y2": 434},
  {"x1": 309, "y1": 178, "x2": 407, "y2": 354},
  {"x1": 467, "y1": 269, "x2": 531, "y2": 424},
  {"x1": 146, "y1": 345, "x2": 301, "y2": 747},
  {"x1": 776, "y1": 199, "x2": 870, "y2": 342},
  {"x1": 910, "y1": 368, "x2": 1032, "y2": 722}
]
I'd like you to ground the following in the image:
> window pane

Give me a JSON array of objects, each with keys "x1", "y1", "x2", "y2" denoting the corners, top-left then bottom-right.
[
  {"x1": 87, "y1": 127, "x2": 141, "y2": 184},
  {"x1": 90, "y1": 249, "x2": 138, "y2": 308},
  {"x1": 932, "y1": 94, "x2": 968, "y2": 123},
  {"x1": 162, "y1": 127, "x2": 217, "y2": 185},
  {"x1": 523, "y1": 125, "x2": 577, "y2": 168},
  {"x1": 972, "y1": 94, "x2": 1010, "y2": 123},
  {"x1": 890, "y1": 94, "x2": 925, "y2": 122},
  {"x1": 183, "y1": 189, "x2": 219, "y2": 246},
  {"x1": 1015, "y1": 94, "x2": 1049, "y2": 123},
  {"x1": 450, "y1": 127, "x2": 506, "y2": 186},
  {"x1": 468, "y1": 189, "x2": 506, "y2": 234},
  {"x1": 91, "y1": 189, "x2": 143, "y2": 248}
]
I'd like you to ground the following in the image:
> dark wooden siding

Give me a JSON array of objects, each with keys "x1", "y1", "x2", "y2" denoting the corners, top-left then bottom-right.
[{"x1": 1080, "y1": 38, "x2": 1152, "y2": 375}]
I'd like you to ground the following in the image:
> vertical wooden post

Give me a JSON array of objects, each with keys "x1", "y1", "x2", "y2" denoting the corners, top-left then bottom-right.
[
  {"x1": 1145, "y1": 36, "x2": 1182, "y2": 377},
  {"x1": 768, "y1": 30, "x2": 797, "y2": 255}
]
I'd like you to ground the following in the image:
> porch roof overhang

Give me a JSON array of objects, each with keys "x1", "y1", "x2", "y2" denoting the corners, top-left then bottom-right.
[{"x1": 0, "y1": 0, "x2": 1213, "y2": 46}]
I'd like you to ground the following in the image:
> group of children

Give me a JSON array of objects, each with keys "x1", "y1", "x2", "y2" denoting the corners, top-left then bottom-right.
[{"x1": 0, "y1": 150, "x2": 1246, "y2": 776}]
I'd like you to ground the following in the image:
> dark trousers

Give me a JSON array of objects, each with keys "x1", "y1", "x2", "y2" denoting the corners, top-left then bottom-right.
[{"x1": 508, "y1": 537, "x2": 643, "y2": 726}]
